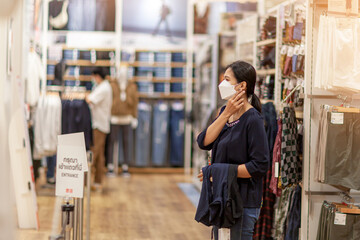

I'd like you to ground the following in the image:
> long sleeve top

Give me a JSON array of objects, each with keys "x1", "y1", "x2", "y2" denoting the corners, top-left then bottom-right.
[
  {"x1": 26, "y1": 51, "x2": 44, "y2": 106},
  {"x1": 197, "y1": 107, "x2": 270, "y2": 208},
  {"x1": 195, "y1": 163, "x2": 243, "y2": 228}
]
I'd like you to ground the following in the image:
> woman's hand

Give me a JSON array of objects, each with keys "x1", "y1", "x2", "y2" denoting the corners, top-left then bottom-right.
[
  {"x1": 197, "y1": 170, "x2": 203, "y2": 182},
  {"x1": 222, "y1": 90, "x2": 246, "y2": 118}
]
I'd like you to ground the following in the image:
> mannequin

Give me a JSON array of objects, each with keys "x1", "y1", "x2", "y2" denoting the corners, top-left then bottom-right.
[{"x1": 107, "y1": 66, "x2": 138, "y2": 176}]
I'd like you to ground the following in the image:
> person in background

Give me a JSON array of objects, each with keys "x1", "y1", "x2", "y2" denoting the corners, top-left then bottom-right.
[
  {"x1": 86, "y1": 67, "x2": 113, "y2": 192},
  {"x1": 197, "y1": 61, "x2": 270, "y2": 239}
]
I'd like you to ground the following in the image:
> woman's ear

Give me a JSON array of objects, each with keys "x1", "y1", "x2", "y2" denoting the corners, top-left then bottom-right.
[
  {"x1": 240, "y1": 81, "x2": 247, "y2": 91},
  {"x1": 235, "y1": 81, "x2": 247, "y2": 92}
]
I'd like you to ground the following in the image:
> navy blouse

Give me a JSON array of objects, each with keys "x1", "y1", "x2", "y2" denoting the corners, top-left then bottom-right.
[{"x1": 197, "y1": 107, "x2": 270, "y2": 208}]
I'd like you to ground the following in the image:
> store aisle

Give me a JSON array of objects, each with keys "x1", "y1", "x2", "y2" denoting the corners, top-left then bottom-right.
[{"x1": 16, "y1": 173, "x2": 209, "y2": 240}]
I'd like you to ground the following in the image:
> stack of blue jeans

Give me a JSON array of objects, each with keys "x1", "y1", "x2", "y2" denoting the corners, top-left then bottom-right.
[
  {"x1": 170, "y1": 83, "x2": 184, "y2": 93},
  {"x1": 47, "y1": 65, "x2": 55, "y2": 75},
  {"x1": 155, "y1": 52, "x2": 171, "y2": 63},
  {"x1": 154, "y1": 67, "x2": 171, "y2": 78},
  {"x1": 137, "y1": 52, "x2": 153, "y2": 62},
  {"x1": 137, "y1": 67, "x2": 153, "y2": 77},
  {"x1": 63, "y1": 50, "x2": 78, "y2": 60},
  {"x1": 136, "y1": 81, "x2": 153, "y2": 93},
  {"x1": 171, "y1": 52, "x2": 186, "y2": 62},
  {"x1": 172, "y1": 68, "x2": 185, "y2": 78}
]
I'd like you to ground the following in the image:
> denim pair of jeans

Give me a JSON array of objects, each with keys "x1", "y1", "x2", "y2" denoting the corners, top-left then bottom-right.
[
  {"x1": 46, "y1": 155, "x2": 57, "y2": 179},
  {"x1": 135, "y1": 102, "x2": 152, "y2": 166},
  {"x1": 213, "y1": 208, "x2": 261, "y2": 240},
  {"x1": 68, "y1": 0, "x2": 96, "y2": 31},
  {"x1": 152, "y1": 102, "x2": 170, "y2": 166},
  {"x1": 169, "y1": 103, "x2": 185, "y2": 166},
  {"x1": 107, "y1": 124, "x2": 133, "y2": 167}
]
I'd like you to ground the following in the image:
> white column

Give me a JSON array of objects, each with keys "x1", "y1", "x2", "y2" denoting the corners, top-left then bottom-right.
[
  {"x1": 185, "y1": 0, "x2": 195, "y2": 175},
  {"x1": 0, "y1": 15, "x2": 15, "y2": 240}
]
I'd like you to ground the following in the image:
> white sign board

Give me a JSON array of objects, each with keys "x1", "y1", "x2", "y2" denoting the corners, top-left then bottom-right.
[{"x1": 56, "y1": 133, "x2": 88, "y2": 198}]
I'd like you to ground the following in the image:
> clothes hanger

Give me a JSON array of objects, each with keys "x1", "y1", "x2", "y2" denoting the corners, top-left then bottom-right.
[{"x1": 330, "y1": 95, "x2": 360, "y2": 113}]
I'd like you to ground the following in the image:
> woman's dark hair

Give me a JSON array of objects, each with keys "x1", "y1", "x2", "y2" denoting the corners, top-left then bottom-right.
[
  {"x1": 92, "y1": 67, "x2": 107, "y2": 80},
  {"x1": 226, "y1": 61, "x2": 262, "y2": 113}
]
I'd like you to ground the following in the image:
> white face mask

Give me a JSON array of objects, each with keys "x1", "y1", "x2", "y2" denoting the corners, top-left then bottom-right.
[{"x1": 218, "y1": 80, "x2": 236, "y2": 100}]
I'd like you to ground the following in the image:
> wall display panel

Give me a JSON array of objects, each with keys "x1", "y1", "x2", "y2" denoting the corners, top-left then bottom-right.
[
  {"x1": 48, "y1": 0, "x2": 116, "y2": 31},
  {"x1": 301, "y1": 1, "x2": 360, "y2": 239},
  {"x1": 122, "y1": 0, "x2": 187, "y2": 49}
]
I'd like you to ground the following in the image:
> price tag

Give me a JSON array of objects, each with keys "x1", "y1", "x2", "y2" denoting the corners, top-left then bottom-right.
[
  {"x1": 219, "y1": 228, "x2": 230, "y2": 240},
  {"x1": 331, "y1": 112, "x2": 344, "y2": 125},
  {"x1": 275, "y1": 162, "x2": 279, "y2": 178},
  {"x1": 334, "y1": 212, "x2": 346, "y2": 225}
]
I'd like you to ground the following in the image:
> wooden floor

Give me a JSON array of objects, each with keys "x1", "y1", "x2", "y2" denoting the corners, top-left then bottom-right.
[{"x1": 16, "y1": 171, "x2": 210, "y2": 240}]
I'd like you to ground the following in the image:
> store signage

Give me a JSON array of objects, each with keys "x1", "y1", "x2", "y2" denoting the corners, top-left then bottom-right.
[{"x1": 56, "y1": 133, "x2": 88, "y2": 198}]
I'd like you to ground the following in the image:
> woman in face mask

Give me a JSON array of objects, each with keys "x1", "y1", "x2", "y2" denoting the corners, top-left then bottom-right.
[{"x1": 197, "y1": 61, "x2": 270, "y2": 240}]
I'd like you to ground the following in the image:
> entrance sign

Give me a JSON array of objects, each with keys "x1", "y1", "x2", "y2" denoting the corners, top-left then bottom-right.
[{"x1": 56, "y1": 133, "x2": 87, "y2": 198}]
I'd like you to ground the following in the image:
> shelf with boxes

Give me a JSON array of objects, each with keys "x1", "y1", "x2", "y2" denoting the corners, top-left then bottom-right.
[{"x1": 122, "y1": 49, "x2": 196, "y2": 99}]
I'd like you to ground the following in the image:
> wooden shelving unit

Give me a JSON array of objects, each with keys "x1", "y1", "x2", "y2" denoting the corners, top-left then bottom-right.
[
  {"x1": 47, "y1": 75, "x2": 92, "y2": 81},
  {"x1": 129, "y1": 76, "x2": 195, "y2": 83},
  {"x1": 127, "y1": 61, "x2": 195, "y2": 68},
  {"x1": 254, "y1": 8, "x2": 281, "y2": 107},
  {"x1": 256, "y1": 38, "x2": 277, "y2": 47},
  {"x1": 138, "y1": 93, "x2": 186, "y2": 99},
  {"x1": 47, "y1": 59, "x2": 114, "y2": 67},
  {"x1": 257, "y1": 68, "x2": 276, "y2": 76}
]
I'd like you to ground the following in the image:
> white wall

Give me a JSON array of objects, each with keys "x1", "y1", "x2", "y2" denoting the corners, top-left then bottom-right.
[
  {"x1": 0, "y1": 14, "x2": 15, "y2": 240},
  {"x1": 301, "y1": 2, "x2": 360, "y2": 239}
]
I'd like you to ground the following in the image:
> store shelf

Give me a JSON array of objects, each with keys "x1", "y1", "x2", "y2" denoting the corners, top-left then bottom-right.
[
  {"x1": 67, "y1": 60, "x2": 114, "y2": 66},
  {"x1": 256, "y1": 39, "x2": 276, "y2": 47},
  {"x1": 47, "y1": 59, "x2": 114, "y2": 67},
  {"x1": 47, "y1": 75, "x2": 92, "y2": 81},
  {"x1": 219, "y1": 31, "x2": 236, "y2": 37},
  {"x1": 62, "y1": 46, "x2": 115, "y2": 51},
  {"x1": 257, "y1": 68, "x2": 276, "y2": 76},
  {"x1": 128, "y1": 61, "x2": 195, "y2": 68},
  {"x1": 130, "y1": 76, "x2": 195, "y2": 83},
  {"x1": 138, "y1": 93, "x2": 186, "y2": 99},
  {"x1": 131, "y1": 49, "x2": 186, "y2": 53}
]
